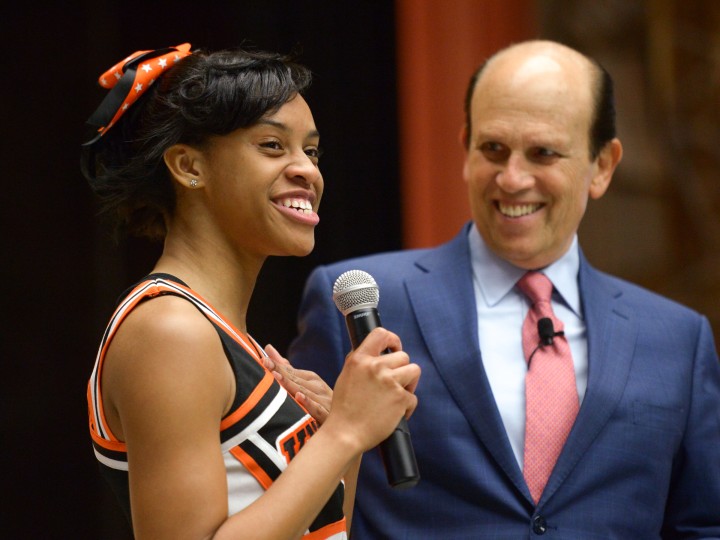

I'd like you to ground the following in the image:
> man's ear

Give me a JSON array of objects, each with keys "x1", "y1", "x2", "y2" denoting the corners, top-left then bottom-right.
[
  {"x1": 589, "y1": 138, "x2": 623, "y2": 200},
  {"x1": 460, "y1": 125, "x2": 472, "y2": 184},
  {"x1": 163, "y1": 144, "x2": 205, "y2": 189},
  {"x1": 459, "y1": 125, "x2": 469, "y2": 153}
]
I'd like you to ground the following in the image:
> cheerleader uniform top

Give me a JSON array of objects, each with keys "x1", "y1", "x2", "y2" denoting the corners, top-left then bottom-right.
[{"x1": 87, "y1": 274, "x2": 347, "y2": 539}]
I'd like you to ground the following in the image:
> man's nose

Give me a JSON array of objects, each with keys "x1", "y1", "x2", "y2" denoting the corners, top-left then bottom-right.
[{"x1": 495, "y1": 153, "x2": 533, "y2": 193}]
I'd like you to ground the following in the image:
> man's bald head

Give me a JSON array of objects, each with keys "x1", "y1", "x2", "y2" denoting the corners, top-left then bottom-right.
[{"x1": 463, "y1": 40, "x2": 616, "y2": 159}]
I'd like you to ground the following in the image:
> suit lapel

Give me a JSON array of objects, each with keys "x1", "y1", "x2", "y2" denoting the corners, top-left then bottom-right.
[
  {"x1": 405, "y1": 227, "x2": 529, "y2": 497},
  {"x1": 404, "y1": 233, "x2": 640, "y2": 506},
  {"x1": 539, "y1": 255, "x2": 638, "y2": 506}
]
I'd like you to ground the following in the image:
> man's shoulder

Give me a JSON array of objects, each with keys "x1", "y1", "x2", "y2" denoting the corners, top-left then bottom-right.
[
  {"x1": 323, "y1": 246, "x2": 430, "y2": 274},
  {"x1": 319, "y1": 226, "x2": 471, "y2": 280},
  {"x1": 584, "y1": 263, "x2": 703, "y2": 320}
]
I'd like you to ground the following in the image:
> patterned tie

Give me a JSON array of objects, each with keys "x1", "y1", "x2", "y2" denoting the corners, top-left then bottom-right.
[{"x1": 517, "y1": 271, "x2": 579, "y2": 504}]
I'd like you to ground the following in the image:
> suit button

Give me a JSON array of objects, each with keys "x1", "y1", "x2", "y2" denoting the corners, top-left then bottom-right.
[{"x1": 532, "y1": 515, "x2": 547, "y2": 535}]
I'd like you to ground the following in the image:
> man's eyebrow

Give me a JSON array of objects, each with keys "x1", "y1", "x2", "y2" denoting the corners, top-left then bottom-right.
[{"x1": 256, "y1": 118, "x2": 320, "y2": 138}]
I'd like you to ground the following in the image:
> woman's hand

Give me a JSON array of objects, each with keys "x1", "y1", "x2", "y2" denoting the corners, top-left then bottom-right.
[
  {"x1": 263, "y1": 344, "x2": 332, "y2": 425},
  {"x1": 324, "y1": 328, "x2": 421, "y2": 452}
]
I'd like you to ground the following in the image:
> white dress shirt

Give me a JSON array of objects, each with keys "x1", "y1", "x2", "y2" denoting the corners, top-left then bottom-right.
[{"x1": 468, "y1": 224, "x2": 588, "y2": 468}]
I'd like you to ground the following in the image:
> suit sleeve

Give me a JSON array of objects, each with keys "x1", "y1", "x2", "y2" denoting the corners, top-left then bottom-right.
[
  {"x1": 288, "y1": 265, "x2": 350, "y2": 388},
  {"x1": 661, "y1": 316, "x2": 720, "y2": 539}
]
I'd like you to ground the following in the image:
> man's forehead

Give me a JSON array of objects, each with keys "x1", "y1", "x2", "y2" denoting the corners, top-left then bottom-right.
[{"x1": 471, "y1": 54, "x2": 592, "y2": 119}]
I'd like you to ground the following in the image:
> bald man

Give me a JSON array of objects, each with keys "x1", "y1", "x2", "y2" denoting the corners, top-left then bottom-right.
[{"x1": 288, "y1": 41, "x2": 720, "y2": 538}]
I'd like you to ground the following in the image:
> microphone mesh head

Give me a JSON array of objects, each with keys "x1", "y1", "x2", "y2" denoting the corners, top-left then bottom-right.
[{"x1": 332, "y1": 270, "x2": 379, "y2": 315}]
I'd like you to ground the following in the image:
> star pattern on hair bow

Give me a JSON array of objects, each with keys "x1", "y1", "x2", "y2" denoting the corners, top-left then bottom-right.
[{"x1": 84, "y1": 43, "x2": 192, "y2": 144}]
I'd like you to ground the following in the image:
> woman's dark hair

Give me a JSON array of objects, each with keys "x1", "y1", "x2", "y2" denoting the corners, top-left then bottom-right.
[
  {"x1": 462, "y1": 49, "x2": 616, "y2": 160},
  {"x1": 81, "y1": 47, "x2": 312, "y2": 240}
]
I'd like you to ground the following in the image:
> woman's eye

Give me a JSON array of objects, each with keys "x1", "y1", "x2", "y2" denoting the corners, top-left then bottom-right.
[
  {"x1": 260, "y1": 140, "x2": 283, "y2": 151},
  {"x1": 305, "y1": 147, "x2": 323, "y2": 163}
]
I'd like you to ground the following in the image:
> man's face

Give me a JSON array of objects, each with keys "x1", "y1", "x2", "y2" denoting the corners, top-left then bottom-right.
[{"x1": 463, "y1": 51, "x2": 613, "y2": 270}]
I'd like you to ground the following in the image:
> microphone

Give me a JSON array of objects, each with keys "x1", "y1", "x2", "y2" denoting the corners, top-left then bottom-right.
[
  {"x1": 332, "y1": 270, "x2": 420, "y2": 489},
  {"x1": 537, "y1": 317, "x2": 564, "y2": 345}
]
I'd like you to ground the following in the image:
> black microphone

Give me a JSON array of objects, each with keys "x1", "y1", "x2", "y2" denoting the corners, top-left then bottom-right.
[
  {"x1": 537, "y1": 317, "x2": 564, "y2": 346},
  {"x1": 332, "y1": 270, "x2": 420, "y2": 489}
]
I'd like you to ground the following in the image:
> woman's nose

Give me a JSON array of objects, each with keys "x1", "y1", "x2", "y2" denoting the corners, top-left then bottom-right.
[{"x1": 286, "y1": 151, "x2": 321, "y2": 187}]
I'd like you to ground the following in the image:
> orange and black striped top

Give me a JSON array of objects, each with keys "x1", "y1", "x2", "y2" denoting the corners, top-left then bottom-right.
[{"x1": 87, "y1": 274, "x2": 346, "y2": 539}]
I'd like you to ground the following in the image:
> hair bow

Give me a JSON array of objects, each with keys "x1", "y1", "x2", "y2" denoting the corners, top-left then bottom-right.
[{"x1": 82, "y1": 43, "x2": 192, "y2": 146}]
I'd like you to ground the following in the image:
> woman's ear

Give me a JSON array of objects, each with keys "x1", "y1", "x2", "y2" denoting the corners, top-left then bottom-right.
[{"x1": 163, "y1": 144, "x2": 205, "y2": 189}]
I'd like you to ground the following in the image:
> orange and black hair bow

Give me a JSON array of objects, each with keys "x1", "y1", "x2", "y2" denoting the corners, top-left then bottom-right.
[{"x1": 82, "y1": 43, "x2": 192, "y2": 146}]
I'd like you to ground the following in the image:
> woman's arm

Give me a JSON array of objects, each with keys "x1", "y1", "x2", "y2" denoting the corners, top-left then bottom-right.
[
  {"x1": 103, "y1": 296, "x2": 238, "y2": 539},
  {"x1": 262, "y1": 344, "x2": 362, "y2": 529},
  {"x1": 103, "y1": 296, "x2": 419, "y2": 540},
  {"x1": 220, "y1": 327, "x2": 418, "y2": 540}
]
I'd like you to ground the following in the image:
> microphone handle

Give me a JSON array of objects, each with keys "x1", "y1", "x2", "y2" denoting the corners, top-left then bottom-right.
[{"x1": 345, "y1": 308, "x2": 420, "y2": 489}]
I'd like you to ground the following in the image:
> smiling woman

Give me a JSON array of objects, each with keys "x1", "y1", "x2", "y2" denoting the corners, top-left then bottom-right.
[
  {"x1": 175, "y1": 95, "x2": 324, "y2": 259},
  {"x1": 80, "y1": 43, "x2": 420, "y2": 540}
]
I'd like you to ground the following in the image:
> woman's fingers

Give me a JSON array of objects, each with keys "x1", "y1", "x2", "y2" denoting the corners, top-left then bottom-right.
[
  {"x1": 263, "y1": 343, "x2": 333, "y2": 425},
  {"x1": 330, "y1": 328, "x2": 421, "y2": 441},
  {"x1": 355, "y1": 327, "x2": 403, "y2": 356},
  {"x1": 352, "y1": 329, "x2": 420, "y2": 392},
  {"x1": 263, "y1": 343, "x2": 291, "y2": 368}
]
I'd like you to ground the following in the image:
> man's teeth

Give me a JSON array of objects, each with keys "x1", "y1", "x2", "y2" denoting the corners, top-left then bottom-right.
[
  {"x1": 282, "y1": 198, "x2": 313, "y2": 215},
  {"x1": 499, "y1": 203, "x2": 541, "y2": 217}
]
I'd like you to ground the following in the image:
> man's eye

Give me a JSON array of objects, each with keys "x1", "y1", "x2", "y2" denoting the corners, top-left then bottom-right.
[
  {"x1": 530, "y1": 147, "x2": 559, "y2": 161},
  {"x1": 479, "y1": 142, "x2": 509, "y2": 162}
]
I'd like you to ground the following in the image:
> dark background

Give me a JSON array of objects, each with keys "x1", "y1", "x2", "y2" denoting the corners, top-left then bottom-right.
[{"x1": 3, "y1": 2, "x2": 402, "y2": 537}]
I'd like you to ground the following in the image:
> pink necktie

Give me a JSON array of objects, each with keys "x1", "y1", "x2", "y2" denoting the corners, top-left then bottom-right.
[{"x1": 517, "y1": 271, "x2": 579, "y2": 504}]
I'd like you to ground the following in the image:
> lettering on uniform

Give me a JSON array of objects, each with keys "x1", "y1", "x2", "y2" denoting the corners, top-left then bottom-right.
[{"x1": 278, "y1": 416, "x2": 319, "y2": 462}]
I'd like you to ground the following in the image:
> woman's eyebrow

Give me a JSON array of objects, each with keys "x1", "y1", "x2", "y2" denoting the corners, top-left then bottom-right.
[{"x1": 257, "y1": 118, "x2": 320, "y2": 139}]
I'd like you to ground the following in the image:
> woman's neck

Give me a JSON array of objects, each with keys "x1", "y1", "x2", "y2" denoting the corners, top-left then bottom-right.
[{"x1": 154, "y1": 231, "x2": 264, "y2": 334}]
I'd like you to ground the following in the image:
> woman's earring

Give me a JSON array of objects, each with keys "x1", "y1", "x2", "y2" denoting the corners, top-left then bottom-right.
[{"x1": 189, "y1": 178, "x2": 199, "y2": 188}]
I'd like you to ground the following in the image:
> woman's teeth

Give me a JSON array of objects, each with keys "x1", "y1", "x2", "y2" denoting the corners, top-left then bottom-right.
[{"x1": 282, "y1": 198, "x2": 313, "y2": 215}]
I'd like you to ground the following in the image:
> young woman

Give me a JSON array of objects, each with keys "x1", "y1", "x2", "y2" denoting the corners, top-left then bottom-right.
[{"x1": 82, "y1": 43, "x2": 420, "y2": 540}]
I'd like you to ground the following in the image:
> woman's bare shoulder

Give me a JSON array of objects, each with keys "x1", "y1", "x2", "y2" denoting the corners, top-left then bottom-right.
[{"x1": 102, "y1": 293, "x2": 234, "y2": 438}]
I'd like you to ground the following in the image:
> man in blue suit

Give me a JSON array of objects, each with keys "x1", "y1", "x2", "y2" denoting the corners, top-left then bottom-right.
[{"x1": 288, "y1": 40, "x2": 720, "y2": 538}]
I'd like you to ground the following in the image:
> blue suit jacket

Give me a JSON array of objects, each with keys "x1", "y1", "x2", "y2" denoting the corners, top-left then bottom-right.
[{"x1": 289, "y1": 224, "x2": 720, "y2": 539}]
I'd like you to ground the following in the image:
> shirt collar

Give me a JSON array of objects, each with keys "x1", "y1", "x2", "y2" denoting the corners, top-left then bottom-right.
[{"x1": 468, "y1": 224, "x2": 582, "y2": 317}]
